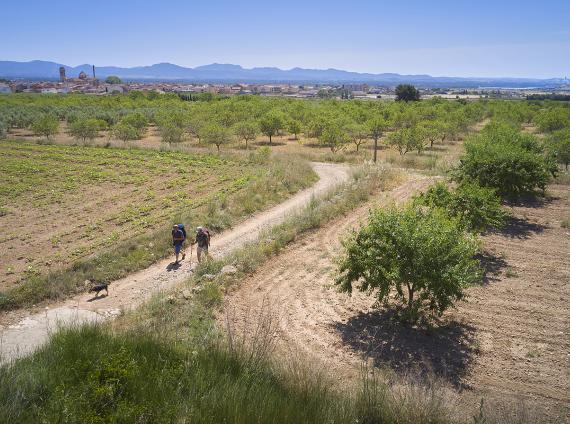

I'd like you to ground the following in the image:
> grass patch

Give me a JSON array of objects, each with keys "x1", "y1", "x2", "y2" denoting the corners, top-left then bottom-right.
[{"x1": 0, "y1": 324, "x2": 450, "y2": 423}]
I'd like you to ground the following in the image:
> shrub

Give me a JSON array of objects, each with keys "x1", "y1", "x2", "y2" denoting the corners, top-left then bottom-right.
[
  {"x1": 336, "y1": 204, "x2": 481, "y2": 323},
  {"x1": 68, "y1": 118, "x2": 104, "y2": 142},
  {"x1": 456, "y1": 130, "x2": 552, "y2": 200},
  {"x1": 545, "y1": 129, "x2": 570, "y2": 170},
  {"x1": 534, "y1": 108, "x2": 570, "y2": 133},
  {"x1": 0, "y1": 119, "x2": 7, "y2": 139},
  {"x1": 413, "y1": 181, "x2": 507, "y2": 232},
  {"x1": 111, "y1": 122, "x2": 139, "y2": 141},
  {"x1": 159, "y1": 122, "x2": 185, "y2": 144},
  {"x1": 31, "y1": 115, "x2": 59, "y2": 139}
]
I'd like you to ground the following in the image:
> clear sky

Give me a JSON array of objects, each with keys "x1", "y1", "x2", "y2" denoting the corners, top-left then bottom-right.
[{"x1": 2, "y1": 0, "x2": 569, "y2": 78}]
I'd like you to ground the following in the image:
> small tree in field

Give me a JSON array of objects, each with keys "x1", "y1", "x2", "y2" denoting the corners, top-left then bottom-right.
[
  {"x1": 259, "y1": 111, "x2": 284, "y2": 145},
  {"x1": 287, "y1": 119, "x2": 302, "y2": 140},
  {"x1": 112, "y1": 122, "x2": 139, "y2": 142},
  {"x1": 546, "y1": 130, "x2": 570, "y2": 170},
  {"x1": 367, "y1": 118, "x2": 388, "y2": 162},
  {"x1": 159, "y1": 122, "x2": 185, "y2": 144},
  {"x1": 318, "y1": 121, "x2": 349, "y2": 153},
  {"x1": 395, "y1": 84, "x2": 420, "y2": 102},
  {"x1": 336, "y1": 205, "x2": 481, "y2": 322},
  {"x1": 233, "y1": 121, "x2": 259, "y2": 149},
  {"x1": 413, "y1": 181, "x2": 507, "y2": 233},
  {"x1": 456, "y1": 137, "x2": 552, "y2": 200},
  {"x1": 69, "y1": 118, "x2": 103, "y2": 142},
  {"x1": 32, "y1": 115, "x2": 59, "y2": 139},
  {"x1": 387, "y1": 127, "x2": 423, "y2": 155},
  {"x1": 347, "y1": 123, "x2": 368, "y2": 152},
  {"x1": 200, "y1": 123, "x2": 233, "y2": 153}
]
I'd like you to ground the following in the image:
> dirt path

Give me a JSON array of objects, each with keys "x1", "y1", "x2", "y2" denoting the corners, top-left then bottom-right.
[
  {"x1": 221, "y1": 182, "x2": 569, "y2": 423},
  {"x1": 0, "y1": 162, "x2": 350, "y2": 361}
]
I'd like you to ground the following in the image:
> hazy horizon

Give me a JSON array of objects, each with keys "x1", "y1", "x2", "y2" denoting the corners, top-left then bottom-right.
[{"x1": 2, "y1": 0, "x2": 569, "y2": 79}]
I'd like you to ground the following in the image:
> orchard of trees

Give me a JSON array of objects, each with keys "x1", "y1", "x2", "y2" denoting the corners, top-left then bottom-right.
[{"x1": 0, "y1": 92, "x2": 568, "y2": 166}]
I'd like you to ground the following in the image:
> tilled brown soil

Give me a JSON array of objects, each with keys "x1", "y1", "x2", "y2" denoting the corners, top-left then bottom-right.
[{"x1": 222, "y1": 182, "x2": 570, "y2": 423}]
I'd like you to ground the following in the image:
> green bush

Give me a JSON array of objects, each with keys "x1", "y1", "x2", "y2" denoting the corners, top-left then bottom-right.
[
  {"x1": 31, "y1": 114, "x2": 59, "y2": 139},
  {"x1": 336, "y1": 204, "x2": 481, "y2": 323},
  {"x1": 534, "y1": 108, "x2": 570, "y2": 133},
  {"x1": 456, "y1": 129, "x2": 552, "y2": 200},
  {"x1": 545, "y1": 129, "x2": 570, "y2": 170},
  {"x1": 413, "y1": 181, "x2": 507, "y2": 233},
  {"x1": 68, "y1": 118, "x2": 104, "y2": 142}
]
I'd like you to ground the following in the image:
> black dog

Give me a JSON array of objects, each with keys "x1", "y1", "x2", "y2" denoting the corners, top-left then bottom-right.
[{"x1": 89, "y1": 283, "x2": 109, "y2": 297}]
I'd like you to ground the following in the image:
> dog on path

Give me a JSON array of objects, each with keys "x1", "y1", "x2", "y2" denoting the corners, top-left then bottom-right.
[{"x1": 89, "y1": 282, "x2": 109, "y2": 298}]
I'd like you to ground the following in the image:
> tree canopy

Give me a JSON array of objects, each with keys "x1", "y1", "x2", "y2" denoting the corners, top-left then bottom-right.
[{"x1": 336, "y1": 204, "x2": 481, "y2": 322}]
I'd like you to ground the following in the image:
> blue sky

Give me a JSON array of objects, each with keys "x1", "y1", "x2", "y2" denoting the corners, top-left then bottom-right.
[{"x1": 2, "y1": 0, "x2": 569, "y2": 78}]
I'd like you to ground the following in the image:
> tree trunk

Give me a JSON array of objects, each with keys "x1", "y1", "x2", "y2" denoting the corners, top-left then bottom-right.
[
  {"x1": 407, "y1": 284, "x2": 414, "y2": 312},
  {"x1": 373, "y1": 137, "x2": 378, "y2": 162},
  {"x1": 269, "y1": 134, "x2": 272, "y2": 145}
]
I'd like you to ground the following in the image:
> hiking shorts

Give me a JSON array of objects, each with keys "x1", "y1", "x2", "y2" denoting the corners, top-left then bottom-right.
[
  {"x1": 197, "y1": 245, "x2": 208, "y2": 255},
  {"x1": 174, "y1": 242, "x2": 183, "y2": 254}
]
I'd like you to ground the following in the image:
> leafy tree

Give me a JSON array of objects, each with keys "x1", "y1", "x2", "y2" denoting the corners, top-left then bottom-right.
[
  {"x1": 534, "y1": 109, "x2": 570, "y2": 133},
  {"x1": 105, "y1": 76, "x2": 122, "y2": 84},
  {"x1": 287, "y1": 119, "x2": 302, "y2": 140},
  {"x1": 32, "y1": 115, "x2": 59, "y2": 139},
  {"x1": 456, "y1": 137, "x2": 552, "y2": 199},
  {"x1": 119, "y1": 113, "x2": 148, "y2": 138},
  {"x1": 159, "y1": 122, "x2": 185, "y2": 144},
  {"x1": 112, "y1": 122, "x2": 139, "y2": 141},
  {"x1": 347, "y1": 123, "x2": 368, "y2": 152},
  {"x1": 0, "y1": 119, "x2": 7, "y2": 139},
  {"x1": 68, "y1": 118, "x2": 104, "y2": 142},
  {"x1": 395, "y1": 84, "x2": 420, "y2": 102},
  {"x1": 259, "y1": 111, "x2": 284, "y2": 144},
  {"x1": 336, "y1": 204, "x2": 481, "y2": 322},
  {"x1": 387, "y1": 127, "x2": 423, "y2": 155},
  {"x1": 546, "y1": 129, "x2": 570, "y2": 170},
  {"x1": 233, "y1": 121, "x2": 259, "y2": 149},
  {"x1": 367, "y1": 118, "x2": 388, "y2": 162},
  {"x1": 318, "y1": 121, "x2": 349, "y2": 153},
  {"x1": 413, "y1": 181, "x2": 507, "y2": 233},
  {"x1": 419, "y1": 120, "x2": 446, "y2": 149},
  {"x1": 200, "y1": 123, "x2": 233, "y2": 153}
]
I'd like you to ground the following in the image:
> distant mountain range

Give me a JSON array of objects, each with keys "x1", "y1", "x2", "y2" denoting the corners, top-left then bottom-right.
[{"x1": 0, "y1": 60, "x2": 566, "y2": 88}]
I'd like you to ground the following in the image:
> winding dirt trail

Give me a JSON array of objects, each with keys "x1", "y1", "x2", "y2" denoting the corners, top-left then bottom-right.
[{"x1": 0, "y1": 162, "x2": 350, "y2": 361}]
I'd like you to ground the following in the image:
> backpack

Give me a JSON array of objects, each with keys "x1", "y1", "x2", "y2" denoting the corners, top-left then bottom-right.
[
  {"x1": 173, "y1": 227, "x2": 185, "y2": 242},
  {"x1": 177, "y1": 224, "x2": 187, "y2": 239},
  {"x1": 196, "y1": 228, "x2": 211, "y2": 246}
]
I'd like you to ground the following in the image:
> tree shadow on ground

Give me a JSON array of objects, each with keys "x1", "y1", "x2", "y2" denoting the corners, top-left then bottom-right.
[
  {"x1": 331, "y1": 309, "x2": 478, "y2": 388},
  {"x1": 490, "y1": 216, "x2": 547, "y2": 240},
  {"x1": 476, "y1": 250, "x2": 508, "y2": 285},
  {"x1": 506, "y1": 193, "x2": 558, "y2": 209},
  {"x1": 253, "y1": 140, "x2": 287, "y2": 147}
]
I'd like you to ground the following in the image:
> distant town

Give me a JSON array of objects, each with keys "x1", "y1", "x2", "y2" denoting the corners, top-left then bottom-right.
[{"x1": 1, "y1": 66, "x2": 568, "y2": 100}]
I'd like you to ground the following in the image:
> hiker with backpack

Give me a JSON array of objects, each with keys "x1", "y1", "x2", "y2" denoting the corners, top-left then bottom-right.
[
  {"x1": 194, "y1": 226, "x2": 211, "y2": 263},
  {"x1": 172, "y1": 224, "x2": 187, "y2": 264}
]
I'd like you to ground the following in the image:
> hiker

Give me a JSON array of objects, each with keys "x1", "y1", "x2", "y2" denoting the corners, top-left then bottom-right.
[
  {"x1": 194, "y1": 226, "x2": 211, "y2": 263},
  {"x1": 172, "y1": 224, "x2": 186, "y2": 263}
]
